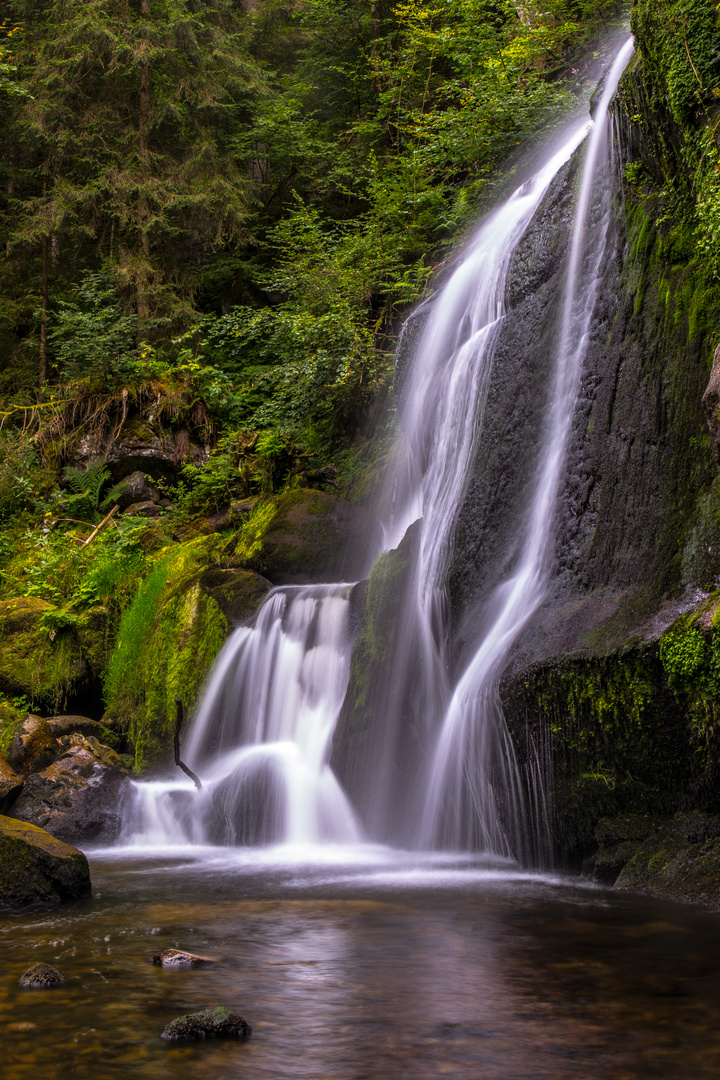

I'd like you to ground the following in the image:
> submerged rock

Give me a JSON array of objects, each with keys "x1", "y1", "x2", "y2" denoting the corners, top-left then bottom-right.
[
  {"x1": 152, "y1": 948, "x2": 217, "y2": 967},
  {"x1": 0, "y1": 815, "x2": 91, "y2": 909},
  {"x1": 8, "y1": 734, "x2": 131, "y2": 845},
  {"x1": 19, "y1": 962, "x2": 65, "y2": 989},
  {"x1": 161, "y1": 1006, "x2": 251, "y2": 1042}
]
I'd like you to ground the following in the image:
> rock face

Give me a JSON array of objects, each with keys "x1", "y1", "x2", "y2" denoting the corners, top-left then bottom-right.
[
  {"x1": 73, "y1": 416, "x2": 209, "y2": 481},
  {"x1": 0, "y1": 754, "x2": 23, "y2": 814},
  {"x1": 115, "y1": 470, "x2": 162, "y2": 509},
  {"x1": 19, "y1": 962, "x2": 65, "y2": 989},
  {"x1": 240, "y1": 488, "x2": 382, "y2": 585},
  {"x1": 9, "y1": 733, "x2": 131, "y2": 845},
  {"x1": 702, "y1": 343, "x2": 720, "y2": 464},
  {"x1": 0, "y1": 816, "x2": 91, "y2": 909},
  {"x1": 161, "y1": 1007, "x2": 251, "y2": 1042}
]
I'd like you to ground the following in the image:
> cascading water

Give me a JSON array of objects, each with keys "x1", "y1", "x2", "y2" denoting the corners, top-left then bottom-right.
[
  {"x1": 121, "y1": 36, "x2": 635, "y2": 860},
  {"x1": 123, "y1": 584, "x2": 362, "y2": 847},
  {"x1": 418, "y1": 37, "x2": 636, "y2": 856}
]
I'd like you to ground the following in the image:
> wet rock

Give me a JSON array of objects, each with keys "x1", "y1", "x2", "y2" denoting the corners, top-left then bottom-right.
[
  {"x1": 6, "y1": 715, "x2": 59, "y2": 777},
  {"x1": 0, "y1": 753, "x2": 23, "y2": 813},
  {"x1": 115, "y1": 470, "x2": 161, "y2": 509},
  {"x1": 152, "y1": 948, "x2": 217, "y2": 967},
  {"x1": 239, "y1": 488, "x2": 382, "y2": 585},
  {"x1": 19, "y1": 962, "x2": 65, "y2": 989},
  {"x1": 161, "y1": 1006, "x2": 251, "y2": 1042},
  {"x1": 0, "y1": 815, "x2": 91, "y2": 909},
  {"x1": 8, "y1": 734, "x2": 131, "y2": 844},
  {"x1": 702, "y1": 343, "x2": 720, "y2": 464},
  {"x1": 123, "y1": 500, "x2": 163, "y2": 518}
]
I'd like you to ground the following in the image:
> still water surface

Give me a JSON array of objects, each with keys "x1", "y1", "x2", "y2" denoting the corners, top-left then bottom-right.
[{"x1": 2, "y1": 847, "x2": 720, "y2": 1079}]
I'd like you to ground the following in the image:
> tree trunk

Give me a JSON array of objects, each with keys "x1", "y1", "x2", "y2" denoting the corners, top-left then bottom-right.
[{"x1": 40, "y1": 233, "x2": 48, "y2": 392}]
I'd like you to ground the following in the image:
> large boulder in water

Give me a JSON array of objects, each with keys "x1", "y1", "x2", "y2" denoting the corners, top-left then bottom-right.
[
  {"x1": 8, "y1": 733, "x2": 131, "y2": 844},
  {"x1": 0, "y1": 815, "x2": 91, "y2": 909},
  {"x1": 238, "y1": 489, "x2": 382, "y2": 585}
]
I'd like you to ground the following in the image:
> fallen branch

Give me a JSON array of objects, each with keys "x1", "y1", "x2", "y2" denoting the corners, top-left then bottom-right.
[
  {"x1": 174, "y1": 697, "x2": 202, "y2": 790},
  {"x1": 81, "y1": 503, "x2": 119, "y2": 546}
]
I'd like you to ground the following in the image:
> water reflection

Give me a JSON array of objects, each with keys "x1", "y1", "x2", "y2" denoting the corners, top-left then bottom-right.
[{"x1": 2, "y1": 852, "x2": 720, "y2": 1078}]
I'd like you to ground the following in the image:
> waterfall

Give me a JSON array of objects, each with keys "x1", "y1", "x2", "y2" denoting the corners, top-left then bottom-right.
[
  {"x1": 122, "y1": 584, "x2": 362, "y2": 847},
  {"x1": 418, "y1": 37, "x2": 636, "y2": 855},
  {"x1": 121, "y1": 36, "x2": 635, "y2": 859}
]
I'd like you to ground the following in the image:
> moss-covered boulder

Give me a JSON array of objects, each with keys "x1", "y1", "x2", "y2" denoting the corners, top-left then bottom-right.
[
  {"x1": 0, "y1": 598, "x2": 90, "y2": 711},
  {"x1": 237, "y1": 489, "x2": 382, "y2": 585},
  {"x1": 105, "y1": 537, "x2": 271, "y2": 772},
  {"x1": 0, "y1": 815, "x2": 91, "y2": 910},
  {"x1": 588, "y1": 812, "x2": 720, "y2": 908}
]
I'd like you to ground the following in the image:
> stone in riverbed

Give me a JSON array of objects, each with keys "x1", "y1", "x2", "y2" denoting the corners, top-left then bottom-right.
[
  {"x1": 0, "y1": 816, "x2": 91, "y2": 909},
  {"x1": 7, "y1": 734, "x2": 131, "y2": 845},
  {"x1": 161, "y1": 1006, "x2": 251, "y2": 1041},
  {"x1": 19, "y1": 962, "x2": 65, "y2": 988},
  {"x1": 152, "y1": 948, "x2": 217, "y2": 967}
]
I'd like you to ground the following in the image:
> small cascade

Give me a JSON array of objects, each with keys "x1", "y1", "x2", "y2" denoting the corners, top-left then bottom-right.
[
  {"x1": 419, "y1": 37, "x2": 636, "y2": 855},
  {"x1": 122, "y1": 584, "x2": 362, "y2": 847}
]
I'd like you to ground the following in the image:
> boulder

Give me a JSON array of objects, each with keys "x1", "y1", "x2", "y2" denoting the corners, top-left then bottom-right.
[
  {"x1": 238, "y1": 489, "x2": 382, "y2": 585},
  {"x1": 8, "y1": 734, "x2": 131, "y2": 844},
  {"x1": 45, "y1": 715, "x2": 103, "y2": 740},
  {"x1": 115, "y1": 470, "x2": 161, "y2": 509},
  {"x1": 19, "y1": 962, "x2": 65, "y2": 989},
  {"x1": 0, "y1": 754, "x2": 23, "y2": 813},
  {"x1": 0, "y1": 597, "x2": 90, "y2": 707},
  {"x1": 0, "y1": 816, "x2": 91, "y2": 909},
  {"x1": 161, "y1": 1007, "x2": 251, "y2": 1042},
  {"x1": 152, "y1": 949, "x2": 217, "y2": 967},
  {"x1": 6, "y1": 715, "x2": 59, "y2": 776}
]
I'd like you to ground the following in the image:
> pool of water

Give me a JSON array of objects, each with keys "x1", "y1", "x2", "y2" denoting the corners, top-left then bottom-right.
[{"x1": 2, "y1": 845, "x2": 720, "y2": 1079}]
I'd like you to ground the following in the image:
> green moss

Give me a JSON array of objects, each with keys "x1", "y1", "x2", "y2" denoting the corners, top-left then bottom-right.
[
  {"x1": 104, "y1": 536, "x2": 231, "y2": 772},
  {"x1": 0, "y1": 597, "x2": 86, "y2": 711}
]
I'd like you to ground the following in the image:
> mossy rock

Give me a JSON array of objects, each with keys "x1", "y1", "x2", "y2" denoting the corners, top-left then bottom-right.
[
  {"x1": 589, "y1": 812, "x2": 720, "y2": 908},
  {"x1": 0, "y1": 815, "x2": 91, "y2": 910},
  {"x1": 237, "y1": 489, "x2": 382, "y2": 585},
  {"x1": 198, "y1": 568, "x2": 272, "y2": 629},
  {"x1": 0, "y1": 598, "x2": 88, "y2": 711},
  {"x1": 104, "y1": 537, "x2": 270, "y2": 772}
]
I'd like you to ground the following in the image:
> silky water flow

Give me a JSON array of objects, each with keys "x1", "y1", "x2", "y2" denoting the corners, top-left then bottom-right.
[{"x1": 123, "y1": 38, "x2": 635, "y2": 860}]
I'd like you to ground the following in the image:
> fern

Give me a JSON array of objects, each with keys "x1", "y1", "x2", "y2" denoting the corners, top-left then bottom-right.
[{"x1": 63, "y1": 461, "x2": 111, "y2": 509}]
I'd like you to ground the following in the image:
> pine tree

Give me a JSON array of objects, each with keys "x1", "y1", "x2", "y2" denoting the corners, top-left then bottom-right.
[{"x1": 5, "y1": 0, "x2": 263, "y2": 358}]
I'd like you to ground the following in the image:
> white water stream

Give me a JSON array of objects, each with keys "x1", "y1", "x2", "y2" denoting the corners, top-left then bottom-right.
[{"x1": 123, "y1": 38, "x2": 634, "y2": 859}]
